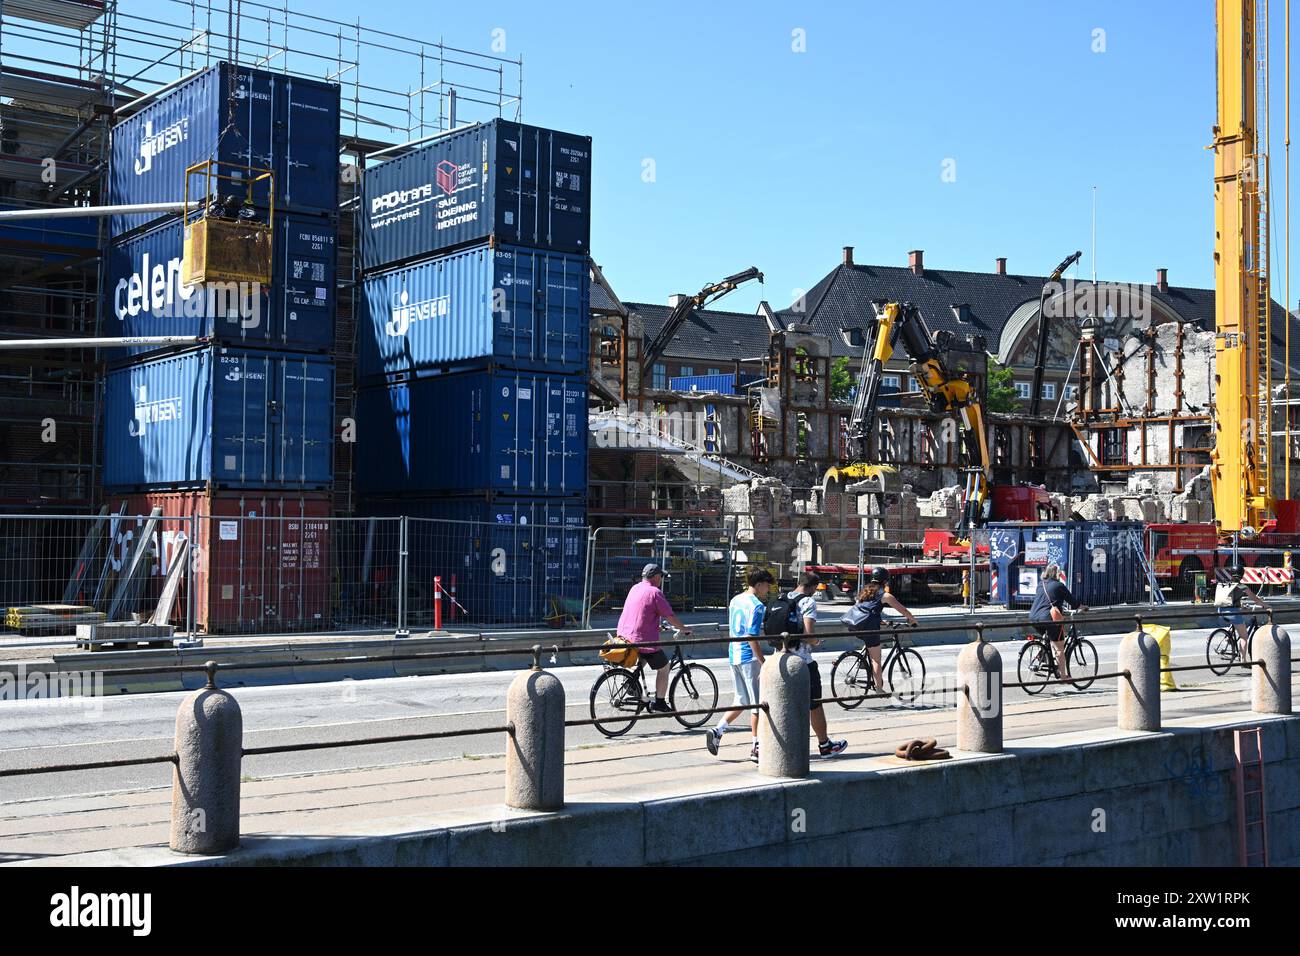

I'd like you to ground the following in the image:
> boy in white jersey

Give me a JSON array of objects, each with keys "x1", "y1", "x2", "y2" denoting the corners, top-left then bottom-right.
[{"x1": 704, "y1": 568, "x2": 773, "y2": 763}]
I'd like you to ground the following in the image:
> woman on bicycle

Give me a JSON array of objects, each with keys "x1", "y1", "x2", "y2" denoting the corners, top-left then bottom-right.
[
  {"x1": 1215, "y1": 566, "x2": 1268, "y2": 663},
  {"x1": 1029, "y1": 564, "x2": 1081, "y2": 680},
  {"x1": 841, "y1": 568, "x2": 919, "y2": 693}
]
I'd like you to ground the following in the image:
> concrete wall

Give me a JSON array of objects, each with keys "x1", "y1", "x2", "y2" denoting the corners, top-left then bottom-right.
[{"x1": 92, "y1": 713, "x2": 1298, "y2": 867}]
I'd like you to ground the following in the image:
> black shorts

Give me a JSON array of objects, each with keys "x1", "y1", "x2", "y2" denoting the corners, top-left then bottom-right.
[
  {"x1": 1033, "y1": 622, "x2": 1063, "y2": 642},
  {"x1": 854, "y1": 629, "x2": 882, "y2": 649},
  {"x1": 807, "y1": 660, "x2": 823, "y2": 711},
  {"x1": 640, "y1": 649, "x2": 669, "y2": 671}
]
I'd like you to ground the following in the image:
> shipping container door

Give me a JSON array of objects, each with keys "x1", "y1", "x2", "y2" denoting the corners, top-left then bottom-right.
[
  {"x1": 494, "y1": 125, "x2": 537, "y2": 247},
  {"x1": 278, "y1": 216, "x2": 337, "y2": 351},
  {"x1": 485, "y1": 508, "x2": 542, "y2": 621},
  {"x1": 226, "y1": 66, "x2": 279, "y2": 211},
  {"x1": 537, "y1": 376, "x2": 586, "y2": 494},
  {"x1": 277, "y1": 77, "x2": 339, "y2": 213},
  {"x1": 491, "y1": 372, "x2": 537, "y2": 492},
  {"x1": 212, "y1": 351, "x2": 272, "y2": 485},
  {"x1": 493, "y1": 247, "x2": 537, "y2": 364},
  {"x1": 538, "y1": 250, "x2": 587, "y2": 367},
  {"x1": 275, "y1": 355, "x2": 334, "y2": 485}
]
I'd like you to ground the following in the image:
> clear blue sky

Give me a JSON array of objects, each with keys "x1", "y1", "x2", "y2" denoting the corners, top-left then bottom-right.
[{"x1": 179, "y1": 0, "x2": 1300, "y2": 312}]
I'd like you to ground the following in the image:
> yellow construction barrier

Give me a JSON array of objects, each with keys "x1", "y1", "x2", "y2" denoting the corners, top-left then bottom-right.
[{"x1": 1137, "y1": 623, "x2": 1178, "y2": 691}]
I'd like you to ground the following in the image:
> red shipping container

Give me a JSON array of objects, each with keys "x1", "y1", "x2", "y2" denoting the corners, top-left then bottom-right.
[{"x1": 110, "y1": 490, "x2": 332, "y2": 634}]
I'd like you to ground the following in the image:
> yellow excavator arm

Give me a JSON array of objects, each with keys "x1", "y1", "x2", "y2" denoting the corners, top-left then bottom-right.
[{"x1": 830, "y1": 301, "x2": 992, "y2": 529}]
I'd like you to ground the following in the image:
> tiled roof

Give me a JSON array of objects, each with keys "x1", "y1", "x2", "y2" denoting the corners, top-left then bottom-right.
[
  {"x1": 610, "y1": 261, "x2": 1300, "y2": 372},
  {"x1": 627, "y1": 301, "x2": 774, "y2": 363},
  {"x1": 776, "y1": 263, "x2": 1227, "y2": 358},
  {"x1": 590, "y1": 279, "x2": 622, "y2": 315}
]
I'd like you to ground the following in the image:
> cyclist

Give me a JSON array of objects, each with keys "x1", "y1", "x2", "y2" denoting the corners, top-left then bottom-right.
[
  {"x1": 615, "y1": 563, "x2": 692, "y2": 714},
  {"x1": 705, "y1": 568, "x2": 772, "y2": 763},
  {"x1": 1215, "y1": 566, "x2": 1268, "y2": 662},
  {"x1": 1028, "y1": 564, "x2": 1082, "y2": 680},
  {"x1": 841, "y1": 568, "x2": 919, "y2": 693},
  {"x1": 787, "y1": 571, "x2": 847, "y2": 758}
]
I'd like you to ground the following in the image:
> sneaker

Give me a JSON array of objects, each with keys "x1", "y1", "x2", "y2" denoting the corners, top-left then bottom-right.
[
  {"x1": 749, "y1": 742, "x2": 760, "y2": 764},
  {"x1": 705, "y1": 728, "x2": 721, "y2": 756},
  {"x1": 818, "y1": 739, "x2": 848, "y2": 759},
  {"x1": 648, "y1": 699, "x2": 674, "y2": 714}
]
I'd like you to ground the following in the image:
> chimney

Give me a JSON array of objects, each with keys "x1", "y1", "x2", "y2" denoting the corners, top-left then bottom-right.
[
  {"x1": 842, "y1": 246, "x2": 854, "y2": 267},
  {"x1": 668, "y1": 293, "x2": 689, "y2": 307},
  {"x1": 995, "y1": 257, "x2": 1007, "y2": 276},
  {"x1": 908, "y1": 249, "x2": 924, "y2": 276},
  {"x1": 1156, "y1": 268, "x2": 1168, "y2": 293}
]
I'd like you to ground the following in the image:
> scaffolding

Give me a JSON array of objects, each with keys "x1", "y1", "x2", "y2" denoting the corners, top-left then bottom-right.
[{"x1": 0, "y1": 0, "x2": 524, "y2": 511}]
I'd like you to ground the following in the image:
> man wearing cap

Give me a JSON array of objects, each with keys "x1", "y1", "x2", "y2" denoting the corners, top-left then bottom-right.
[{"x1": 616, "y1": 564, "x2": 693, "y2": 713}]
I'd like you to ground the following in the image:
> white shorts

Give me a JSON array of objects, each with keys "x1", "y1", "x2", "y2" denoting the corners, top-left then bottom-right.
[{"x1": 729, "y1": 660, "x2": 761, "y2": 708}]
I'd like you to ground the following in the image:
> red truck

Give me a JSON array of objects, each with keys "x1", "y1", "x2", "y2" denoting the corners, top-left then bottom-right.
[{"x1": 1148, "y1": 521, "x2": 1298, "y2": 593}]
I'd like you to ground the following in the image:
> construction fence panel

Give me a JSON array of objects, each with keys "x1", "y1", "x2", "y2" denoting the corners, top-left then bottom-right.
[
  {"x1": 584, "y1": 525, "x2": 735, "y2": 625},
  {"x1": 174, "y1": 515, "x2": 405, "y2": 636},
  {"x1": 404, "y1": 517, "x2": 588, "y2": 629},
  {"x1": 0, "y1": 512, "x2": 197, "y2": 637}
]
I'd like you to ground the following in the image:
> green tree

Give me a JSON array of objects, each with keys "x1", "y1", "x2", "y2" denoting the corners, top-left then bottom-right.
[
  {"x1": 986, "y1": 359, "x2": 1020, "y2": 413},
  {"x1": 830, "y1": 356, "x2": 855, "y2": 403}
]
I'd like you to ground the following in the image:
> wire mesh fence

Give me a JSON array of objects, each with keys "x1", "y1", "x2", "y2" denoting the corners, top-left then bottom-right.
[
  {"x1": 403, "y1": 515, "x2": 587, "y2": 629},
  {"x1": 5, "y1": 505, "x2": 1250, "y2": 639},
  {"x1": 0, "y1": 512, "x2": 164, "y2": 637},
  {"x1": 0, "y1": 511, "x2": 565, "y2": 637},
  {"x1": 583, "y1": 525, "x2": 735, "y2": 624}
]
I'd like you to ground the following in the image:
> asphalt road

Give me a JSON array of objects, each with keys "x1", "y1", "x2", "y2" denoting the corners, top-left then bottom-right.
[{"x1": 0, "y1": 624, "x2": 1256, "y2": 804}]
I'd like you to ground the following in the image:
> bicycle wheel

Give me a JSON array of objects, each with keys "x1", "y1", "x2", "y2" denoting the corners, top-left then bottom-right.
[
  {"x1": 1205, "y1": 628, "x2": 1237, "y2": 677},
  {"x1": 589, "y1": 668, "x2": 643, "y2": 738},
  {"x1": 670, "y1": 663, "x2": 719, "y2": 729},
  {"x1": 1018, "y1": 641, "x2": 1049, "y2": 695},
  {"x1": 887, "y1": 647, "x2": 926, "y2": 704},
  {"x1": 1068, "y1": 639, "x2": 1099, "y2": 691},
  {"x1": 831, "y1": 650, "x2": 872, "y2": 709}
]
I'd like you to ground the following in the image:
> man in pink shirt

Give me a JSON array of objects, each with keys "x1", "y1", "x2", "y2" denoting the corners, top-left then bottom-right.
[{"x1": 616, "y1": 563, "x2": 693, "y2": 712}]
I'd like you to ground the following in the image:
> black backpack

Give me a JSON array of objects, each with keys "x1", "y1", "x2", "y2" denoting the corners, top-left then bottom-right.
[{"x1": 763, "y1": 595, "x2": 803, "y2": 649}]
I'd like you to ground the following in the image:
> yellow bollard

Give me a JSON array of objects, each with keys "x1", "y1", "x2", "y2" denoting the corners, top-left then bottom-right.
[{"x1": 1141, "y1": 623, "x2": 1178, "y2": 691}]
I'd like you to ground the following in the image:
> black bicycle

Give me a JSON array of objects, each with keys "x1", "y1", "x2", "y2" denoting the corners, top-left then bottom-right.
[
  {"x1": 1017, "y1": 612, "x2": 1098, "y2": 693},
  {"x1": 1205, "y1": 613, "x2": 1264, "y2": 677},
  {"x1": 589, "y1": 636, "x2": 719, "y2": 738},
  {"x1": 831, "y1": 620, "x2": 926, "y2": 707}
]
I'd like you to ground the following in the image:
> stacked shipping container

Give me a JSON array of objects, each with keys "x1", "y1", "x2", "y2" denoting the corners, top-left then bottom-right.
[
  {"x1": 356, "y1": 119, "x2": 592, "y2": 623},
  {"x1": 102, "y1": 63, "x2": 341, "y2": 632}
]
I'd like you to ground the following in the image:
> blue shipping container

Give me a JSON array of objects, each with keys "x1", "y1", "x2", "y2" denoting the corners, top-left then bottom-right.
[
  {"x1": 362, "y1": 118, "x2": 591, "y2": 271},
  {"x1": 359, "y1": 242, "x2": 588, "y2": 379},
  {"x1": 104, "y1": 347, "x2": 335, "y2": 490},
  {"x1": 359, "y1": 495, "x2": 586, "y2": 624},
  {"x1": 668, "y1": 374, "x2": 735, "y2": 395},
  {"x1": 987, "y1": 520, "x2": 1144, "y2": 608},
  {"x1": 109, "y1": 62, "x2": 340, "y2": 236},
  {"x1": 356, "y1": 369, "x2": 587, "y2": 497},
  {"x1": 0, "y1": 207, "x2": 99, "y2": 261},
  {"x1": 105, "y1": 212, "x2": 337, "y2": 353}
]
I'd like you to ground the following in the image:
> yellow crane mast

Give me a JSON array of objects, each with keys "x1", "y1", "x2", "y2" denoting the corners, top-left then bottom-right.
[{"x1": 1212, "y1": 0, "x2": 1275, "y2": 534}]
